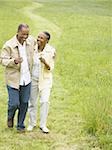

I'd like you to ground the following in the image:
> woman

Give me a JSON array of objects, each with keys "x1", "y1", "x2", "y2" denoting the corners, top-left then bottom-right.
[{"x1": 27, "y1": 31, "x2": 56, "y2": 133}]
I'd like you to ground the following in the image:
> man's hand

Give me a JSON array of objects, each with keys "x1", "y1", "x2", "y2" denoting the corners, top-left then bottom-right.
[{"x1": 14, "y1": 57, "x2": 23, "y2": 64}]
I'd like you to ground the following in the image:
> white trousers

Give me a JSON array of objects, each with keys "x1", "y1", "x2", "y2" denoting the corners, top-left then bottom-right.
[{"x1": 28, "y1": 79, "x2": 51, "y2": 128}]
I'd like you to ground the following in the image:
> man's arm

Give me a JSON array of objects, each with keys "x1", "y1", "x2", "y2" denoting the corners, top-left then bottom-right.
[{"x1": 1, "y1": 46, "x2": 22, "y2": 68}]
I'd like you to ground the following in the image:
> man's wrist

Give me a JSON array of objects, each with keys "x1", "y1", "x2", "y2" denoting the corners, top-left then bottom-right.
[{"x1": 14, "y1": 59, "x2": 18, "y2": 64}]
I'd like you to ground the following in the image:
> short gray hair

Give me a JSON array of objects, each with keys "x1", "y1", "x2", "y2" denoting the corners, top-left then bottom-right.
[{"x1": 17, "y1": 23, "x2": 29, "y2": 32}]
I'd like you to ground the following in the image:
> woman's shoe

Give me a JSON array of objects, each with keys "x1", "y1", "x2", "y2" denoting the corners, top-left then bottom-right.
[{"x1": 40, "y1": 126, "x2": 49, "y2": 133}]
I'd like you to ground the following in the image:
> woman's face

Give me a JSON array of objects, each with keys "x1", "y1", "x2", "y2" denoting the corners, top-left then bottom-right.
[{"x1": 37, "y1": 32, "x2": 48, "y2": 47}]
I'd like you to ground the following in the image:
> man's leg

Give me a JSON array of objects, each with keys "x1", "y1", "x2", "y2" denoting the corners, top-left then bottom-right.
[
  {"x1": 27, "y1": 79, "x2": 39, "y2": 131},
  {"x1": 17, "y1": 83, "x2": 31, "y2": 130},
  {"x1": 7, "y1": 85, "x2": 19, "y2": 128}
]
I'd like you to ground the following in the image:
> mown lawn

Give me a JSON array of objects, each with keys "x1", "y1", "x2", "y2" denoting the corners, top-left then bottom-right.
[{"x1": 0, "y1": 0, "x2": 112, "y2": 150}]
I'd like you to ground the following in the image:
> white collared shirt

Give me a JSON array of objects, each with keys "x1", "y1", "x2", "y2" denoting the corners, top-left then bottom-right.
[{"x1": 18, "y1": 42, "x2": 31, "y2": 86}]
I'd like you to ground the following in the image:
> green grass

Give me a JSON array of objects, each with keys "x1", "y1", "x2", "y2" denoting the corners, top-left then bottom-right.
[{"x1": 0, "y1": 0, "x2": 112, "y2": 149}]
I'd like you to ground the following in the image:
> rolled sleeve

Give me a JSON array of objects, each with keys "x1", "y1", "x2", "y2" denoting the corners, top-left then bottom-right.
[{"x1": 1, "y1": 46, "x2": 19, "y2": 69}]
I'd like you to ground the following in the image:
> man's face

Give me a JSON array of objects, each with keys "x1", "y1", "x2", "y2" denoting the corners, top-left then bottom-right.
[
  {"x1": 37, "y1": 32, "x2": 48, "y2": 47},
  {"x1": 17, "y1": 27, "x2": 29, "y2": 44}
]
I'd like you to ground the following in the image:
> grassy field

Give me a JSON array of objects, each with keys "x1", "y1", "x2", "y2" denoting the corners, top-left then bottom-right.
[{"x1": 0, "y1": 0, "x2": 112, "y2": 149}]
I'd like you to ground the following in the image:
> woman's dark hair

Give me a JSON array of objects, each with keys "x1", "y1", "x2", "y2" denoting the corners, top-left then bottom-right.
[{"x1": 43, "y1": 31, "x2": 51, "y2": 41}]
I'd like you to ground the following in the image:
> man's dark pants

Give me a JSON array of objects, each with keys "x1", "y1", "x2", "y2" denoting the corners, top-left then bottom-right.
[{"x1": 7, "y1": 83, "x2": 31, "y2": 130}]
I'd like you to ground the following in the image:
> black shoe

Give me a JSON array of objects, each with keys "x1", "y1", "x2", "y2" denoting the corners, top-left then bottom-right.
[
  {"x1": 7, "y1": 118, "x2": 14, "y2": 128},
  {"x1": 17, "y1": 128, "x2": 25, "y2": 133}
]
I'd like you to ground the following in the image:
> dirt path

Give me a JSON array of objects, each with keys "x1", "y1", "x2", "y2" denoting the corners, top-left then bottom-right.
[{"x1": 22, "y1": 2, "x2": 62, "y2": 38}]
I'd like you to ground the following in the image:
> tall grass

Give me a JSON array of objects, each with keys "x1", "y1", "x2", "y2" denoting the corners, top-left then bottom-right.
[{"x1": 35, "y1": 0, "x2": 112, "y2": 149}]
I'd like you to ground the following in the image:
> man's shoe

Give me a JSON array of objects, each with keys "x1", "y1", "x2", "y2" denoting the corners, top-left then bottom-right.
[
  {"x1": 40, "y1": 126, "x2": 49, "y2": 134},
  {"x1": 17, "y1": 128, "x2": 25, "y2": 133},
  {"x1": 27, "y1": 125, "x2": 36, "y2": 131},
  {"x1": 7, "y1": 118, "x2": 14, "y2": 128}
]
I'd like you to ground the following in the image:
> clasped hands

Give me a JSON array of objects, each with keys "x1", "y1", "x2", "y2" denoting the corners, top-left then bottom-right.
[{"x1": 14, "y1": 57, "x2": 23, "y2": 64}]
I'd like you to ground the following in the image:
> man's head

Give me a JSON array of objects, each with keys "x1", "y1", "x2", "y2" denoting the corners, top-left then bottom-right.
[
  {"x1": 37, "y1": 31, "x2": 50, "y2": 48},
  {"x1": 17, "y1": 23, "x2": 29, "y2": 45}
]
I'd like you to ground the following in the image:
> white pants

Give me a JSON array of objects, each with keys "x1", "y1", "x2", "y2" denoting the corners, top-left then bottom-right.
[{"x1": 28, "y1": 79, "x2": 51, "y2": 128}]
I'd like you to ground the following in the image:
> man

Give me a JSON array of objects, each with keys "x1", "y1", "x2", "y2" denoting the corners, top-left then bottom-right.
[
  {"x1": 1, "y1": 23, "x2": 35, "y2": 132},
  {"x1": 27, "y1": 31, "x2": 56, "y2": 133}
]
